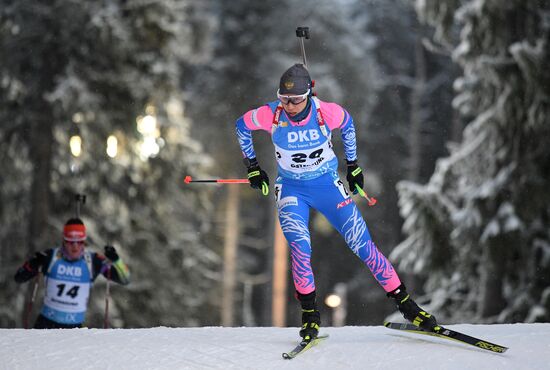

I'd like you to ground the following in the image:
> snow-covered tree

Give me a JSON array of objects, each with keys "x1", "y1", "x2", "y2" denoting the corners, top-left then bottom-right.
[
  {"x1": 393, "y1": 0, "x2": 550, "y2": 323},
  {"x1": 0, "y1": 0, "x2": 220, "y2": 327},
  {"x1": 0, "y1": 0, "x2": 461, "y2": 328}
]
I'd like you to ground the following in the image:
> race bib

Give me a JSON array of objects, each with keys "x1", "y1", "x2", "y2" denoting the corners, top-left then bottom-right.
[
  {"x1": 44, "y1": 277, "x2": 90, "y2": 313},
  {"x1": 274, "y1": 140, "x2": 336, "y2": 175}
]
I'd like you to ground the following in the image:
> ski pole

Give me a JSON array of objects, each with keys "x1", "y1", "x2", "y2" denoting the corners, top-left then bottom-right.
[
  {"x1": 74, "y1": 193, "x2": 86, "y2": 218},
  {"x1": 184, "y1": 175, "x2": 249, "y2": 184},
  {"x1": 355, "y1": 184, "x2": 377, "y2": 206},
  {"x1": 103, "y1": 264, "x2": 111, "y2": 329},
  {"x1": 23, "y1": 273, "x2": 41, "y2": 329},
  {"x1": 296, "y1": 27, "x2": 317, "y2": 90},
  {"x1": 296, "y1": 27, "x2": 310, "y2": 67},
  {"x1": 184, "y1": 176, "x2": 268, "y2": 195}
]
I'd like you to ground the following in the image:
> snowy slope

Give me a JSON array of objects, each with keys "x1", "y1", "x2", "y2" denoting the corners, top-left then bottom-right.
[{"x1": 1, "y1": 323, "x2": 549, "y2": 370}]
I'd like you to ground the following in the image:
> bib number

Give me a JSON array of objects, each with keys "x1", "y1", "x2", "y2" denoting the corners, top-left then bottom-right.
[
  {"x1": 56, "y1": 283, "x2": 80, "y2": 299},
  {"x1": 291, "y1": 148, "x2": 324, "y2": 163}
]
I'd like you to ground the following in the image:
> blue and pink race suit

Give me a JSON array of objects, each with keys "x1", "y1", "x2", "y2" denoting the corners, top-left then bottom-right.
[{"x1": 236, "y1": 97, "x2": 401, "y2": 295}]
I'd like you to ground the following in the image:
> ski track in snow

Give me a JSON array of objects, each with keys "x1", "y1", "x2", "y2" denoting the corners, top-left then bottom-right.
[{"x1": 0, "y1": 324, "x2": 549, "y2": 370}]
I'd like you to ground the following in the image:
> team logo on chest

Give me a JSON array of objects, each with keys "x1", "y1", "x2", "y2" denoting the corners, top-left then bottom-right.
[
  {"x1": 57, "y1": 265, "x2": 83, "y2": 277},
  {"x1": 288, "y1": 129, "x2": 320, "y2": 143}
]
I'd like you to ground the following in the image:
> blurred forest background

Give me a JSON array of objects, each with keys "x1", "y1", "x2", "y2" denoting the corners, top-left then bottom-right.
[{"x1": 1, "y1": 0, "x2": 549, "y2": 329}]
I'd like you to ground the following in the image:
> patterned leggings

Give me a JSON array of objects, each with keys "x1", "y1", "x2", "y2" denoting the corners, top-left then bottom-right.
[{"x1": 275, "y1": 173, "x2": 401, "y2": 295}]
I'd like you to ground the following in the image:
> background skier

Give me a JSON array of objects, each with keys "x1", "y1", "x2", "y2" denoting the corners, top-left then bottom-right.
[{"x1": 14, "y1": 218, "x2": 130, "y2": 329}]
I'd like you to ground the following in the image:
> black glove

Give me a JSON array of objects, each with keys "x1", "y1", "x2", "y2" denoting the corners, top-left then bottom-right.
[
  {"x1": 15, "y1": 251, "x2": 48, "y2": 283},
  {"x1": 104, "y1": 245, "x2": 120, "y2": 262},
  {"x1": 28, "y1": 251, "x2": 48, "y2": 271},
  {"x1": 346, "y1": 160, "x2": 364, "y2": 194},
  {"x1": 244, "y1": 157, "x2": 269, "y2": 196}
]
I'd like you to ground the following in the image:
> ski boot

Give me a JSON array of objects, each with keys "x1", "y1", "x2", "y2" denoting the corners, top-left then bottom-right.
[
  {"x1": 297, "y1": 291, "x2": 321, "y2": 343},
  {"x1": 299, "y1": 309, "x2": 321, "y2": 343},
  {"x1": 388, "y1": 284, "x2": 439, "y2": 332}
]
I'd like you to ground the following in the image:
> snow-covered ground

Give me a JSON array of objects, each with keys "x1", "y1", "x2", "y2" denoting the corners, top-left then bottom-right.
[{"x1": 1, "y1": 323, "x2": 549, "y2": 370}]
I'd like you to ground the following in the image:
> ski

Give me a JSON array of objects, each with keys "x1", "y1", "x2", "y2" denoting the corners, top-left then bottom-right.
[
  {"x1": 282, "y1": 334, "x2": 329, "y2": 359},
  {"x1": 384, "y1": 322, "x2": 508, "y2": 353}
]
